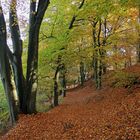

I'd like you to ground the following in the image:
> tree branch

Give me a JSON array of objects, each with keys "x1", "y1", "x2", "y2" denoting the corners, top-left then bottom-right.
[
  {"x1": 69, "y1": 0, "x2": 85, "y2": 29},
  {"x1": 35, "y1": 0, "x2": 50, "y2": 27},
  {"x1": 78, "y1": 0, "x2": 85, "y2": 9}
]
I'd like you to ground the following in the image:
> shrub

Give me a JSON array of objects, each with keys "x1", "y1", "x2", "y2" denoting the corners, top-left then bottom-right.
[
  {"x1": 111, "y1": 71, "x2": 140, "y2": 88},
  {"x1": 0, "y1": 81, "x2": 9, "y2": 132}
]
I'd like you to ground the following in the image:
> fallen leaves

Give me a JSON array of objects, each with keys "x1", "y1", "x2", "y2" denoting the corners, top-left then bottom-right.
[{"x1": 1, "y1": 77, "x2": 140, "y2": 140}]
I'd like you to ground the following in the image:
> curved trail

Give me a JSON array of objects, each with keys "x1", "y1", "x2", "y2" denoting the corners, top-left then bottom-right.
[{"x1": 1, "y1": 80, "x2": 140, "y2": 140}]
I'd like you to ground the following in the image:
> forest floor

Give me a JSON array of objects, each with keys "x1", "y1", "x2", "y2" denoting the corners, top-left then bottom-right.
[{"x1": 1, "y1": 65, "x2": 140, "y2": 140}]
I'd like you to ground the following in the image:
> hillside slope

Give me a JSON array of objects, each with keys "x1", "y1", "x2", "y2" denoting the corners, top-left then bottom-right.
[{"x1": 1, "y1": 66, "x2": 140, "y2": 140}]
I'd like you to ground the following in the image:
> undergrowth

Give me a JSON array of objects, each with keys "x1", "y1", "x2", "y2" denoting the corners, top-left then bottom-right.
[
  {"x1": 111, "y1": 71, "x2": 140, "y2": 88},
  {"x1": 0, "y1": 82, "x2": 9, "y2": 133}
]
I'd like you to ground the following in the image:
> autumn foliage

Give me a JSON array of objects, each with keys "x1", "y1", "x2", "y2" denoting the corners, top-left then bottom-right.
[{"x1": 1, "y1": 64, "x2": 140, "y2": 140}]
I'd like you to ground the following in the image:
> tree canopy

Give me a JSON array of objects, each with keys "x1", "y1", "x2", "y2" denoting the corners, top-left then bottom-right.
[{"x1": 0, "y1": 0, "x2": 140, "y2": 132}]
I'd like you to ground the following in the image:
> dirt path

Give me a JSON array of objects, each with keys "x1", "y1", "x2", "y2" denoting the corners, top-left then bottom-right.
[{"x1": 1, "y1": 80, "x2": 140, "y2": 140}]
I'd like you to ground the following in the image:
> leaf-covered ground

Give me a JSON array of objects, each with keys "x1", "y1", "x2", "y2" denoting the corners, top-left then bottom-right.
[{"x1": 1, "y1": 66, "x2": 140, "y2": 140}]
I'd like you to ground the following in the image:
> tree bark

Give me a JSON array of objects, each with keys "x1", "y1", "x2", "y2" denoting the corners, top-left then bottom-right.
[
  {"x1": 96, "y1": 20, "x2": 102, "y2": 89},
  {"x1": 9, "y1": 0, "x2": 26, "y2": 113},
  {"x1": 61, "y1": 74, "x2": 66, "y2": 97},
  {"x1": 102, "y1": 18, "x2": 107, "y2": 74},
  {"x1": 69, "y1": 0, "x2": 85, "y2": 29},
  {"x1": 0, "y1": 0, "x2": 50, "y2": 118},
  {"x1": 80, "y1": 62, "x2": 85, "y2": 86},
  {"x1": 0, "y1": 5, "x2": 18, "y2": 124},
  {"x1": 60, "y1": 64, "x2": 66, "y2": 97},
  {"x1": 26, "y1": 0, "x2": 50, "y2": 114},
  {"x1": 92, "y1": 19, "x2": 102, "y2": 89},
  {"x1": 53, "y1": 66, "x2": 59, "y2": 107},
  {"x1": 137, "y1": 5, "x2": 140, "y2": 62}
]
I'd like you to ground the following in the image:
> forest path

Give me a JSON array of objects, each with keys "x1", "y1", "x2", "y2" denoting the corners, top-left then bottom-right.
[{"x1": 1, "y1": 79, "x2": 140, "y2": 140}]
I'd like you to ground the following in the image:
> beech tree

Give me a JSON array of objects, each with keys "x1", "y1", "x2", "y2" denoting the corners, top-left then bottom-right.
[
  {"x1": 9, "y1": 0, "x2": 25, "y2": 115},
  {"x1": 0, "y1": 2, "x2": 18, "y2": 124},
  {"x1": 40, "y1": 0, "x2": 86, "y2": 106},
  {"x1": 0, "y1": 0, "x2": 50, "y2": 124}
]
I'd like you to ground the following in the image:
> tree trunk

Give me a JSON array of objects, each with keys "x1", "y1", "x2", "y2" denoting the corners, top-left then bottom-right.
[
  {"x1": 26, "y1": 28, "x2": 39, "y2": 113},
  {"x1": 0, "y1": 6, "x2": 18, "y2": 123},
  {"x1": 93, "y1": 57, "x2": 97, "y2": 82},
  {"x1": 96, "y1": 20, "x2": 102, "y2": 89},
  {"x1": 96, "y1": 50, "x2": 102, "y2": 89},
  {"x1": 53, "y1": 66, "x2": 59, "y2": 107},
  {"x1": 0, "y1": 61, "x2": 18, "y2": 125},
  {"x1": 94, "y1": 50, "x2": 102, "y2": 89},
  {"x1": 54, "y1": 80, "x2": 59, "y2": 106},
  {"x1": 92, "y1": 20, "x2": 98, "y2": 82},
  {"x1": 137, "y1": 6, "x2": 140, "y2": 62},
  {"x1": 62, "y1": 74, "x2": 66, "y2": 97},
  {"x1": 26, "y1": 0, "x2": 50, "y2": 114},
  {"x1": 0, "y1": 0, "x2": 50, "y2": 117},
  {"x1": 80, "y1": 62, "x2": 85, "y2": 86},
  {"x1": 9, "y1": 0, "x2": 26, "y2": 113},
  {"x1": 92, "y1": 19, "x2": 102, "y2": 89},
  {"x1": 60, "y1": 64, "x2": 66, "y2": 97},
  {"x1": 102, "y1": 18, "x2": 107, "y2": 74}
]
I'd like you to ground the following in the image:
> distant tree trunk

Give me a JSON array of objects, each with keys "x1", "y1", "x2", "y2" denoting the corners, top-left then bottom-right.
[
  {"x1": 54, "y1": 80, "x2": 58, "y2": 106},
  {"x1": 92, "y1": 20, "x2": 102, "y2": 89},
  {"x1": 53, "y1": 66, "x2": 59, "y2": 107},
  {"x1": 9, "y1": 0, "x2": 26, "y2": 113},
  {"x1": 137, "y1": 6, "x2": 140, "y2": 62},
  {"x1": 80, "y1": 62, "x2": 85, "y2": 86},
  {"x1": 93, "y1": 57, "x2": 97, "y2": 82},
  {"x1": 137, "y1": 45, "x2": 140, "y2": 63},
  {"x1": 0, "y1": 6, "x2": 18, "y2": 124},
  {"x1": 102, "y1": 18, "x2": 107, "y2": 74},
  {"x1": 96, "y1": 20, "x2": 102, "y2": 89},
  {"x1": 113, "y1": 45, "x2": 118, "y2": 70},
  {"x1": 92, "y1": 20, "x2": 98, "y2": 82},
  {"x1": 61, "y1": 74, "x2": 66, "y2": 97},
  {"x1": 60, "y1": 64, "x2": 66, "y2": 97},
  {"x1": 96, "y1": 52, "x2": 102, "y2": 89}
]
